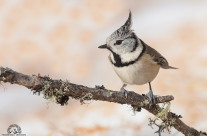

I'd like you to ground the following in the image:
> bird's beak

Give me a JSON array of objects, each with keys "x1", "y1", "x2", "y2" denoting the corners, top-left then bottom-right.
[{"x1": 98, "y1": 44, "x2": 107, "y2": 49}]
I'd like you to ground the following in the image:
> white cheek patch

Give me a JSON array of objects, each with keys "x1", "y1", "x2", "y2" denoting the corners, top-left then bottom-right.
[
  {"x1": 110, "y1": 53, "x2": 116, "y2": 63},
  {"x1": 120, "y1": 43, "x2": 143, "y2": 63}
]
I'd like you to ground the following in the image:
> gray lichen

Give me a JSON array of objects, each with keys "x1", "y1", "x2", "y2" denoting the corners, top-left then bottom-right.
[
  {"x1": 41, "y1": 80, "x2": 51, "y2": 98},
  {"x1": 2, "y1": 77, "x2": 6, "y2": 81},
  {"x1": 0, "y1": 67, "x2": 6, "y2": 81},
  {"x1": 148, "y1": 103, "x2": 174, "y2": 136},
  {"x1": 139, "y1": 99, "x2": 150, "y2": 107},
  {"x1": 108, "y1": 89, "x2": 113, "y2": 96},
  {"x1": 131, "y1": 105, "x2": 141, "y2": 115},
  {"x1": 156, "y1": 103, "x2": 171, "y2": 120},
  {"x1": 80, "y1": 93, "x2": 93, "y2": 104},
  {"x1": 39, "y1": 79, "x2": 69, "y2": 106},
  {"x1": 131, "y1": 99, "x2": 150, "y2": 114}
]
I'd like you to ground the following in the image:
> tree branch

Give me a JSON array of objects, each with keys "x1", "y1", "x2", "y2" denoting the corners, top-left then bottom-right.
[{"x1": 0, "y1": 66, "x2": 206, "y2": 136}]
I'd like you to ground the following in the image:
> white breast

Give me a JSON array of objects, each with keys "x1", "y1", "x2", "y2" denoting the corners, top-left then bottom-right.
[{"x1": 112, "y1": 53, "x2": 160, "y2": 85}]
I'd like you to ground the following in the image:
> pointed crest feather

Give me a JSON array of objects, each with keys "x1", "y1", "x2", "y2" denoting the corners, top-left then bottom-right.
[{"x1": 108, "y1": 11, "x2": 133, "y2": 41}]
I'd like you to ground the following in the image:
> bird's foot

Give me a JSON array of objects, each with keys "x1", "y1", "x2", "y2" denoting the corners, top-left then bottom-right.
[
  {"x1": 120, "y1": 87, "x2": 128, "y2": 98},
  {"x1": 146, "y1": 89, "x2": 156, "y2": 105}
]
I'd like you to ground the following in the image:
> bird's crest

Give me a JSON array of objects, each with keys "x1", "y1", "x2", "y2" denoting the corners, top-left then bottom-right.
[{"x1": 108, "y1": 11, "x2": 133, "y2": 41}]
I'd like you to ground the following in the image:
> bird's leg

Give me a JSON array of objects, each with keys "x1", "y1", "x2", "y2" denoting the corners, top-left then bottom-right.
[
  {"x1": 120, "y1": 84, "x2": 128, "y2": 98},
  {"x1": 146, "y1": 82, "x2": 156, "y2": 105}
]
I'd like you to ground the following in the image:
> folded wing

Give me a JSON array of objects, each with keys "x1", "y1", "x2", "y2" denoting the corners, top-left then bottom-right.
[{"x1": 141, "y1": 39, "x2": 178, "y2": 69}]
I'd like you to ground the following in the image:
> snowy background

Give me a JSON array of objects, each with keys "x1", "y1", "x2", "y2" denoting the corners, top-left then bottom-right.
[{"x1": 0, "y1": 0, "x2": 207, "y2": 136}]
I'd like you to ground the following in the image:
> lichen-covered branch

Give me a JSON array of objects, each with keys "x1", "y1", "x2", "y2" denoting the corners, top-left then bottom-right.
[
  {"x1": 0, "y1": 66, "x2": 206, "y2": 136},
  {"x1": 0, "y1": 67, "x2": 173, "y2": 106}
]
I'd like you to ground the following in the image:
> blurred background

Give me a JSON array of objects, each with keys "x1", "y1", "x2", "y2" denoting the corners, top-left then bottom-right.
[{"x1": 0, "y1": 0, "x2": 207, "y2": 136}]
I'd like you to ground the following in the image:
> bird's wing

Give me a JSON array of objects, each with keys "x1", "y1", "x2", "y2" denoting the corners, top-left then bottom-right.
[{"x1": 141, "y1": 40, "x2": 177, "y2": 69}]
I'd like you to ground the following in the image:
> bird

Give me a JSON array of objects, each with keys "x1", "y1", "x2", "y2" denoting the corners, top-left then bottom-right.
[{"x1": 98, "y1": 11, "x2": 177, "y2": 105}]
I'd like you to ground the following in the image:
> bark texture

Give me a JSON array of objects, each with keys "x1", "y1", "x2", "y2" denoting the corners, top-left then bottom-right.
[{"x1": 0, "y1": 66, "x2": 206, "y2": 136}]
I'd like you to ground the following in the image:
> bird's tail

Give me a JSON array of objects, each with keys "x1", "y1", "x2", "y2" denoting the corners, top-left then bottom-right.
[{"x1": 168, "y1": 66, "x2": 178, "y2": 69}]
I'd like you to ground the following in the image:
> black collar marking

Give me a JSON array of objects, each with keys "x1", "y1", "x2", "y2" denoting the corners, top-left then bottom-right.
[{"x1": 109, "y1": 39, "x2": 146, "y2": 67}]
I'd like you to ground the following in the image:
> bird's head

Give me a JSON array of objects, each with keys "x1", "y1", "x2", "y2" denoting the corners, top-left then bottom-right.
[{"x1": 99, "y1": 11, "x2": 138, "y2": 55}]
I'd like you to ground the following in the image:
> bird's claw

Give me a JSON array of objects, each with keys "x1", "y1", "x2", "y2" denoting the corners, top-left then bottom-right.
[
  {"x1": 120, "y1": 87, "x2": 128, "y2": 98},
  {"x1": 146, "y1": 89, "x2": 156, "y2": 105}
]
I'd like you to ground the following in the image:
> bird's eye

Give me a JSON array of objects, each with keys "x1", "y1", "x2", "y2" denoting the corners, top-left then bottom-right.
[{"x1": 115, "y1": 40, "x2": 123, "y2": 45}]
